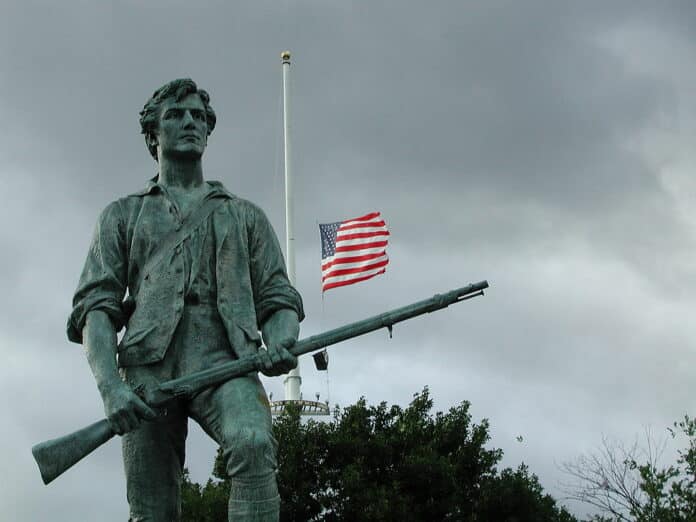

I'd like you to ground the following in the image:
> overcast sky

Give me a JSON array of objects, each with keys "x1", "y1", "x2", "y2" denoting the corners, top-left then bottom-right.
[{"x1": 2, "y1": 2, "x2": 695, "y2": 519}]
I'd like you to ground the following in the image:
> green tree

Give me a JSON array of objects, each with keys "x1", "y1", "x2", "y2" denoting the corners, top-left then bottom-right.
[
  {"x1": 562, "y1": 416, "x2": 696, "y2": 522},
  {"x1": 180, "y1": 460, "x2": 228, "y2": 522},
  {"x1": 183, "y1": 388, "x2": 576, "y2": 521}
]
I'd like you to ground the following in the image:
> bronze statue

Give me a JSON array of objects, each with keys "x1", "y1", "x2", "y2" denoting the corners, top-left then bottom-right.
[
  {"x1": 68, "y1": 78, "x2": 303, "y2": 521},
  {"x1": 31, "y1": 77, "x2": 490, "y2": 522}
]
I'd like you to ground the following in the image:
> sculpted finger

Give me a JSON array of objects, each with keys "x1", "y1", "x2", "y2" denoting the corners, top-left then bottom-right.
[
  {"x1": 258, "y1": 350, "x2": 274, "y2": 374},
  {"x1": 279, "y1": 337, "x2": 296, "y2": 350},
  {"x1": 267, "y1": 347, "x2": 283, "y2": 367},
  {"x1": 278, "y1": 345, "x2": 297, "y2": 365},
  {"x1": 122, "y1": 409, "x2": 141, "y2": 433},
  {"x1": 270, "y1": 350, "x2": 289, "y2": 376},
  {"x1": 263, "y1": 350, "x2": 274, "y2": 369},
  {"x1": 114, "y1": 413, "x2": 129, "y2": 435},
  {"x1": 284, "y1": 349, "x2": 298, "y2": 366},
  {"x1": 108, "y1": 416, "x2": 124, "y2": 435},
  {"x1": 135, "y1": 399, "x2": 157, "y2": 421},
  {"x1": 271, "y1": 348, "x2": 295, "y2": 374}
]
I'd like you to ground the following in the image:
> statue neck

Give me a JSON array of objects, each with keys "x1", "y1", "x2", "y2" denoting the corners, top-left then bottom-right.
[{"x1": 157, "y1": 156, "x2": 204, "y2": 189}]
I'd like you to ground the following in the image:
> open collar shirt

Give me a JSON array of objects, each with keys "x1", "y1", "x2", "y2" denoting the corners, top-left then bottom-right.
[{"x1": 68, "y1": 178, "x2": 303, "y2": 366}]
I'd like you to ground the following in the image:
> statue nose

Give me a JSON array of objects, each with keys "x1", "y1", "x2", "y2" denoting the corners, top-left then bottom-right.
[{"x1": 182, "y1": 111, "x2": 195, "y2": 127}]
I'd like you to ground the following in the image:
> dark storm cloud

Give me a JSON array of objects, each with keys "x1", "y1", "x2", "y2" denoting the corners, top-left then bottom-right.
[{"x1": 2, "y1": 2, "x2": 696, "y2": 520}]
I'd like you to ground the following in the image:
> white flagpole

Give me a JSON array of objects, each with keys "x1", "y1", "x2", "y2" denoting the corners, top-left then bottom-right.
[{"x1": 281, "y1": 51, "x2": 302, "y2": 401}]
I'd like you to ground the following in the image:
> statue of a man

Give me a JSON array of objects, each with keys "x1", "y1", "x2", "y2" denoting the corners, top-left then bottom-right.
[{"x1": 67, "y1": 78, "x2": 303, "y2": 521}]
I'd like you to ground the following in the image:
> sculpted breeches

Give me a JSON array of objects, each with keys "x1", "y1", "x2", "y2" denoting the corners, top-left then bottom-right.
[{"x1": 121, "y1": 306, "x2": 278, "y2": 522}]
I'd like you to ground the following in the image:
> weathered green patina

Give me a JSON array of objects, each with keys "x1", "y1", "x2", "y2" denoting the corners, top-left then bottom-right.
[{"x1": 72, "y1": 79, "x2": 303, "y2": 521}]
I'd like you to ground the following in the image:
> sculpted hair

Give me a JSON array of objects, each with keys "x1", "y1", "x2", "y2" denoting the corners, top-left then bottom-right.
[{"x1": 139, "y1": 78, "x2": 217, "y2": 160}]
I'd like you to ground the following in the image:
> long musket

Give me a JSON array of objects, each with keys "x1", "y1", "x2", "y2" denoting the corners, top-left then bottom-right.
[{"x1": 32, "y1": 280, "x2": 488, "y2": 485}]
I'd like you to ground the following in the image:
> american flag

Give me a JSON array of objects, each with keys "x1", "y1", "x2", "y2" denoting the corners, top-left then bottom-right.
[{"x1": 319, "y1": 212, "x2": 390, "y2": 292}]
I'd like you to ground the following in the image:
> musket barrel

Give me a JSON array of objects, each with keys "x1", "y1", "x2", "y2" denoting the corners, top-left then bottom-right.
[
  {"x1": 158, "y1": 280, "x2": 488, "y2": 397},
  {"x1": 156, "y1": 353, "x2": 262, "y2": 400},
  {"x1": 291, "y1": 280, "x2": 488, "y2": 357}
]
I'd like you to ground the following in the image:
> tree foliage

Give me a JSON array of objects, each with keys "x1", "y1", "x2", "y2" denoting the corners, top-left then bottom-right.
[
  {"x1": 182, "y1": 388, "x2": 576, "y2": 521},
  {"x1": 561, "y1": 416, "x2": 696, "y2": 522}
]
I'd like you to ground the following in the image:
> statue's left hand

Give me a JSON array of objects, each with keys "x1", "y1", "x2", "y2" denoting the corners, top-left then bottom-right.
[
  {"x1": 260, "y1": 337, "x2": 298, "y2": 377},
  {"x1": 260, "y1": 309, "x2": 299, "y2": 377}
]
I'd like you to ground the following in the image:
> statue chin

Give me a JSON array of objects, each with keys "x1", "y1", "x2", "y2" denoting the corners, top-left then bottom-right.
[{"x1": 163, "y1": 147, "x2": 205, "y2": 161}]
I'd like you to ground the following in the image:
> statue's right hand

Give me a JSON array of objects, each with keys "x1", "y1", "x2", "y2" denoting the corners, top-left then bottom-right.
[{"x1": 102, "y1": 382, "x2": 157, "y2": 435}]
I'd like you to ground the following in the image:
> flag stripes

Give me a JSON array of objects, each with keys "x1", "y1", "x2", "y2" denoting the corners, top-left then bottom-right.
[
  {"x1": 335, "y1": 240, "x2": 389, "y2": 252},
  {"x1": 321, "y1": 253, "x2": 387, "y2": 272},
  {"x1": 322, "y1": 258, "x2": 389, "y2": 281},
  {"x1": 319, "y1": 212, "x2": 390, "y2": 291}
]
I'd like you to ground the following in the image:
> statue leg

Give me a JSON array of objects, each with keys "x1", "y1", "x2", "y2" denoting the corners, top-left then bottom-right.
[
  {"x1": 122, "y1": 401, "x2": 188, "y2": 522},
  {"x1": 190, "y1": 374, "x2": 278, "y2": 522}
]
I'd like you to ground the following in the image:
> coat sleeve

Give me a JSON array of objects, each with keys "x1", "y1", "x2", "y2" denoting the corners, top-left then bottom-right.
[
  {"x1": 246, "y1": 203, "x2": 304, "y2": 326},
  {"x1": 67, "y1": 201, "x2": 128, "y2": 343}
]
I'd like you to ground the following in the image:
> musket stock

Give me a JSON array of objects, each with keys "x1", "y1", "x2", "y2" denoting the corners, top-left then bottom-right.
[
  {"x1": 32, "y1": 419, "x2": 114, "y2": 485},
  {"x1": 32, "y1": 280, "x2": 488, "y2": 484}
]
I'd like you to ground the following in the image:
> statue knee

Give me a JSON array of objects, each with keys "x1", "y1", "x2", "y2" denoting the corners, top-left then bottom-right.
[{"x1": 222, "y1": 427, "x2": 278, "y2": 478}]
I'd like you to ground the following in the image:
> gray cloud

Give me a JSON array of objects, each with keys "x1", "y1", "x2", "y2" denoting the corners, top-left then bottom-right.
[{"x1": 2, "y1": 2, "x2": 695, "y2": 520}]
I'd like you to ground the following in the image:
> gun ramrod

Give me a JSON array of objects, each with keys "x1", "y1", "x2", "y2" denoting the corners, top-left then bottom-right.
[{"x1": 32, "y1": 280, "x2": 489, "y2": 485}]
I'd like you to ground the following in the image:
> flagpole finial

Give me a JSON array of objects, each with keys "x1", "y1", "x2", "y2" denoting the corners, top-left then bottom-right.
[{"x1": 281, "y1": 51, "x2": 291, "y2": 63}]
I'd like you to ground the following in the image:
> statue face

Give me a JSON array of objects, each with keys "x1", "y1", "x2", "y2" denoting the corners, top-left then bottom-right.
[{"x1": 154, "y1": 93, "x2": 208, "y2": 160}]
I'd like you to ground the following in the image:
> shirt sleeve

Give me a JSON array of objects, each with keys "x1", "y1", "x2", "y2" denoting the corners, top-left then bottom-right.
[
  {"x1": 67, "y1": 201, "x2": 128, "y2": 344},
  {"x1": 246, "y1": 203, "x2": 305, "y2": 326}
]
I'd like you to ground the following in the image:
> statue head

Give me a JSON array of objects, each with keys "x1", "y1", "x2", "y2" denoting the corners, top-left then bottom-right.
[{"x1": 139, "y1": 78, "x2": 217, "y2": 161}]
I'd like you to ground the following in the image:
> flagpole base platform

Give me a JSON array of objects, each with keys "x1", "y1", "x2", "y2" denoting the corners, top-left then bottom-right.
[{"x1": 270, "y1": 399, "x2": 330, "y2": 416}]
